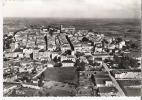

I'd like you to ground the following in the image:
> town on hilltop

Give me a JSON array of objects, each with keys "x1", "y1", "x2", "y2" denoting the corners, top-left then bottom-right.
[{"x1": 3, "y1": 23, "x2": 141, "y2": 97}]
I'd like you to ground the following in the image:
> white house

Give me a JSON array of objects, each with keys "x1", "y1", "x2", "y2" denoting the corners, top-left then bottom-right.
[
  {"x1": 95, "y1": 78, "x2": 112, "y2": 87},
  {"x1": 112, "y1": 69, "x2": 141, "y2": 79},
  {"x1": 119, "y1": 41, "x2": 126, "y2": 49},
  {"x1": 62, "y1": 60, "x2": 74, "y2": 67},
  {"x1": 23, "y1": 48, "x2": 32, "y2": 58},
  {"x1": 105, "y1": 81, "x2": 114, "y2": 87},
  {"x1": 47, "y1": 63, "x2": 54, "y2": 68},
  {"x1": 95, "y1": 47, "x2": 103, "y2": 53},
  {"x1": 61, "y1": 55, "x2": 76, "y2": 62},
  {"x1": 22, "y1": 84, "x2": 40, "y2": 89}
]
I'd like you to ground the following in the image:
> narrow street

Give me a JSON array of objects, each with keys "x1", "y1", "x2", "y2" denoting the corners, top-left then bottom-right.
[{"x1": 102, "y1": 61, "x2": 125, "y2": 96}]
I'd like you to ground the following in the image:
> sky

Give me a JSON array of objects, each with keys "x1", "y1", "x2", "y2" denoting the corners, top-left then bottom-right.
[{"x1": 3, "y1": 0, "x2": 141, "y2": 18}]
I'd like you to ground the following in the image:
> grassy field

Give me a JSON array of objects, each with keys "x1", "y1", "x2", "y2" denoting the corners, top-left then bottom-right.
[
  {"x1": 117, "y1": 80, "x2": 141, "y2": 96},
  {"x1": 43, "y1": 67, "x2": 79, "y2": 85}
]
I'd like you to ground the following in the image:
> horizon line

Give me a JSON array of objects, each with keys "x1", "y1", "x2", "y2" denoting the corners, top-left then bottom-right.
[{"x1": 3, "y1": 16, "x2": 141, "y2": 19}]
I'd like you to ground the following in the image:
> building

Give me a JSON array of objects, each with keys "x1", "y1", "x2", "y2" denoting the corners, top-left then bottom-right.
[
  {"x1": 61, "y1": 55, "x2": 76, "y2": 62},
  {"x1": 60, "y1": 25, "x2": 76, "y2": 34},
  {"x1": 60, "y1": 45, "x2": 71, "y2": 51},
  {"x1": 119, "y1": 41, "x2": 126, "y2": 49},
  {"x1": 62, "y1": 60, "x2": 74, "y2": 67},
  {"x1": 93, "y1": 57, "x2": 103, "y2": 65},
  {"x1": 47, "y1": 63, "x2": 54, "y2": 67},
  {"x1": 48, "y1": 44, "x2": 56, "y2": 51},
  {"x1": 95, "y1": 47, "x2": 103, "y2": 53},
  {"x1": 10, "y1": 42, "x2": 19, "y2": 52},
  {"x1": 111, "y1": 69, "x2": 141, "y2": 79},
  {"x1": 5, "y1": 52, "x2": 17, "y2": 58},
  {"x1": 95, "y1": 78, "x2": 113, "y2": 87},
  {"x1": 22, "y1": 83, "x2": 40, "y2": 89},
  {"x1": 37, "y1": 43, "x2": 45, "y2": 49},
  {"x1": 50, "y1": 52, "x2": 60, "y2": 60},
  {"x1": 38, "y1": 49, "x2": 44, "y2": 59},
  {"x1": 77, "y1": 87, "x2": 93, "y2": 96},
  {"x1": 98, "y1": 87, "x2": 118, "y2": 96},
  {"x1": 81, "y1": 43, "x2": 93, "y2": 50},
  {"x1": 23, "y1": 48, "x2": 33, "y2": 58},
  {"x1": 13, "y1": 48, "x2": 24, "y2": 58},
  {"x1": 33, "y1": 47, "x2": 40, "y2": 60}
]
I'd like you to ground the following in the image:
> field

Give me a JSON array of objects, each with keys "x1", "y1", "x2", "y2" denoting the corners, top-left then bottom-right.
[
  {"x1": 43, "y1": 67, "x2": 79, "y2": 85},
  {"x1": 3, "y1": 17, "x2": 140, "y2": 30},
  {"x1": 117, "y1": 80, "x2": 141, "y2": 96},
  {"x1": 3, "y1": 17, "x2": 140, "y2": 43},
  {"x1": 33, "y1": 88, "x2": 76, "y2": 96}
]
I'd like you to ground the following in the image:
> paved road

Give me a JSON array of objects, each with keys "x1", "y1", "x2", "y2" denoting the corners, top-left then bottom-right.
[
  {"x1": 102, "y1": 61, "x2": 125, "y2": 96},
  {"x1": 33, "y1": 67, "x2": 47, "y2": 79}
]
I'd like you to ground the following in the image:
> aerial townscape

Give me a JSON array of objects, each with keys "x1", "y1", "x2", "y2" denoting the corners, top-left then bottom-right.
[{"x1": 3, "y1": 18, "x2": 141, "y2": 97}]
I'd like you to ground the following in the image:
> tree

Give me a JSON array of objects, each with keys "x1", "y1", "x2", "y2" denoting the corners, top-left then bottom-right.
[
  {"x1": 76, "y1": 61, "x2": 86, "y2": 71},
  {"x1": 116, "y1": 38, "x2": 122, "y2": 43},
  {"x1": 90, "y1": 74, "x2": 95, "y2": 83},
  {"x1": 82, "y1": 37, "x2": 89, "y2": 42},
  {"x1": 53, "y1": 56, "x2": 59, "y2": 62},
  {"x1": 75, "y1": 52, "x2": 84, "y2": 58},
  {"x1": 32, "y1": 67, "x2": 37, "y2": 74}
]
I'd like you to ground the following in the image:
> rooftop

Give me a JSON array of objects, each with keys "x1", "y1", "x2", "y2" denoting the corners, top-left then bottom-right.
[
  {"x1": 39, "y1": 49, "x2": 44, "y2": 52},
  {"x1": 13, "y1": 48, "x2": 23, "y2": 52},
  {"x1": 95, "y1": 78, "x2": 111, "y2": 85},
  {"x1": 98, "y1": 87, "x2": 118, "y2": 93},
  {"x1": 62, "y1": 60, "x2": 74, "y2": 63},
  {"x1": 111, "y1": 69, "x2": 141, "y2": 75}
]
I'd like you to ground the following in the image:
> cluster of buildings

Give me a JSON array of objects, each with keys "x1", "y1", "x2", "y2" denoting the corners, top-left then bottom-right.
[{"x1": 3, "y1": 24, "x2": 141, "y2": 97}]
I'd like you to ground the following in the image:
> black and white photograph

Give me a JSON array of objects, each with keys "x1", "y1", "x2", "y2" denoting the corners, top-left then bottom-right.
[{"x1": 2, "y1": 0, "x2": 141, "y2": 97}]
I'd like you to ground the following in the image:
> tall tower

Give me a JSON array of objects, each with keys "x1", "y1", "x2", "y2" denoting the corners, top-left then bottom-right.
[{"x1": 60, "y1": 25, "x2": 63, "y2": 32}]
